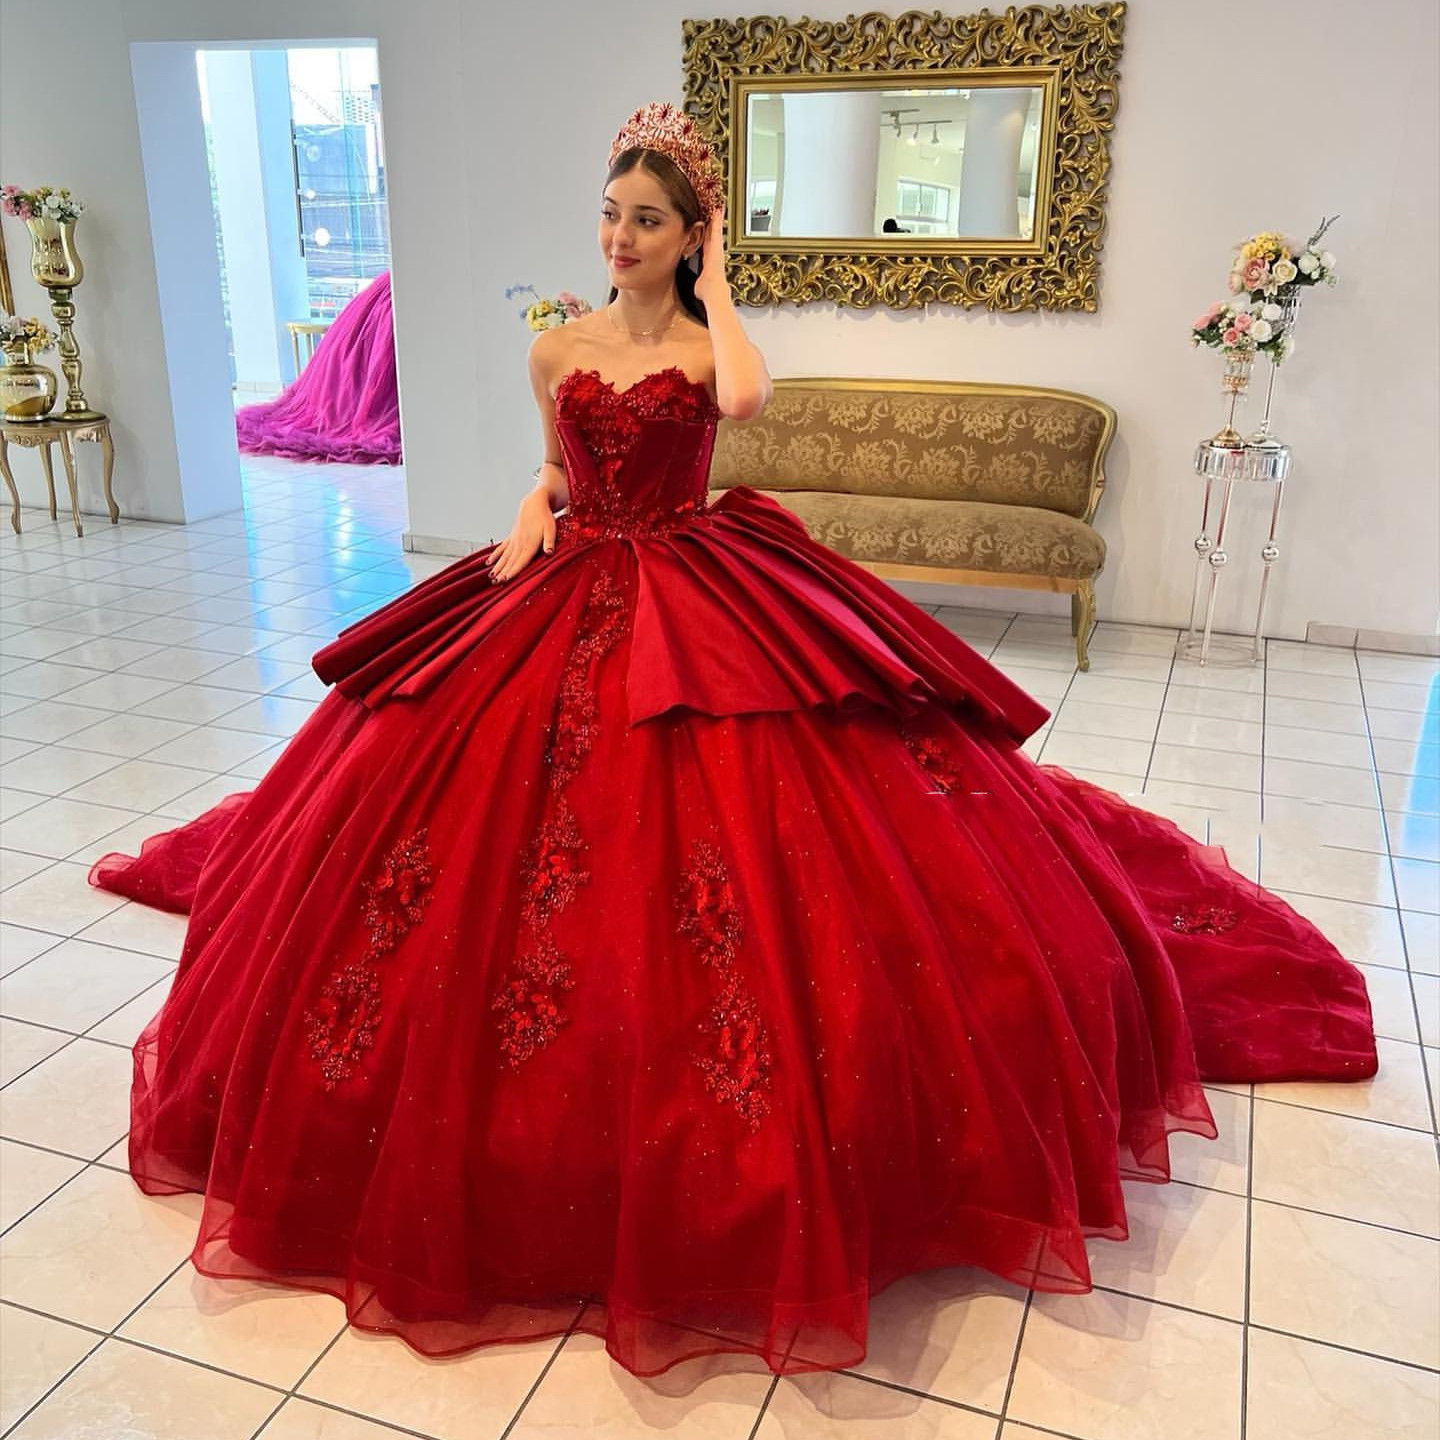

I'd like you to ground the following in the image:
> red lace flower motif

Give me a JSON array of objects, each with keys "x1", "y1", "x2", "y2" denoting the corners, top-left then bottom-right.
[
  {"x1": 1171, "y1": 904, "x2": 1240, "y2": 935},
  {"x1": 500, "y1": 575, "x2": 629, "y2": 1074},
  {"x1": 361, "y1": 828, "x2": 435, "y2": 957},
  {"x1": 902, "y1": 726, "x2": 963, "y2": 794},
  {"x1": 694, "y1": 978, "x2": 773, "y2": 1132},
  {"x1": 676, "y1": 838, "x2": 773, "y2": 1127},
  {"x1": 305, "y1": 826, "x2": 437, "y2": 1090},
  {"x1": 675, "y1": 842, "x2": 742, "y2": 969},
  {"x1": 304, "y1": 961, "x2": 383, "y2": 1090},
  {"x1": 520, "y1": 799, "x2": 591, "y2": 928},
  {"x1": 492, "y1": 933, "x2": 577, "y2": 1069},
  {"x1": 547, "y1": 574, "x2": 626, "y2": 788}
]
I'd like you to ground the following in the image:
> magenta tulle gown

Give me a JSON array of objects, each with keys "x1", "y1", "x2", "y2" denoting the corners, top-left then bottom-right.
[
  {"x1": 235, "y1": 271, "x2": 401, "y2": 465},
  {"x1": 91, "y1": 365, "x2": 1377, "y2": 1378}
]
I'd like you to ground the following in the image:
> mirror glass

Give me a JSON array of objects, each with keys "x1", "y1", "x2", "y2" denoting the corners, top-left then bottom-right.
[{"x1": 742, "y1": 85, "x2": 1045, "y2": 241}]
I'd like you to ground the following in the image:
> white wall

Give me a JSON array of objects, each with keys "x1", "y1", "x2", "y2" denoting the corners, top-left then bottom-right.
[{"x1": 1, "y1": 0, "x2": 1435, "y2": 642}]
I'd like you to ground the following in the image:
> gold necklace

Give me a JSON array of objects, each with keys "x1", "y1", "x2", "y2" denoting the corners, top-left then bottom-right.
[{"x1": 606, "y1": 304, "x2": 683, "y2": 338}]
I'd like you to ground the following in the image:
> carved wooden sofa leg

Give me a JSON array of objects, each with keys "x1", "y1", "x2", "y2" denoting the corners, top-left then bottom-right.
[{"x1": 1071, "y1": 578, "x2": 1096, "y2": 671}]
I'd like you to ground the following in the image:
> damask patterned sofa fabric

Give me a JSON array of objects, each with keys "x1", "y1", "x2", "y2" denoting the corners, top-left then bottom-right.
[
  {"x1": 709, "y1": 382, "x2": 1111, "y2": 518},
  {"x1": 768, "y1": 492, "x2": 1107, "y2": 580},
  {"x1": 707, "y1": 377, "x2": 1117, "y2": 671}
]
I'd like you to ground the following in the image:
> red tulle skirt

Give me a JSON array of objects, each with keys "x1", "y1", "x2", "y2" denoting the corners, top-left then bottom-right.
[{"x1": 89, "y1": 512, "x2": 1376, "y2": 1378}]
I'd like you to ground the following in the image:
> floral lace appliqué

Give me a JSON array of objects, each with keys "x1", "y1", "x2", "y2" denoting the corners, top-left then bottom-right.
[
  {"x1": 900, "y1": 724, "x2": 964, "y2": 794},
  {"x1": 304, "y1": 827, "x2": 436, "y2": 1090},
  {"x1": 520, "y1": 799, "x2": 591, "y2": 929},
  {"x1": 1171, "y1": 903, "x2": 1240, "y2": 936},
  {"x1": 497, "y1": 573, "x2": 628, "y2": 1069},
  {"x1": 676, "y1": 839, "x2": 773, "y2": 1131},
  {"x1": 361, "y1": 830, "x2": 436, "y2": 955},
  {"x1": 493, "y1": 933, "x2": 577, "y2": 1070},
  {"x1": 675, "y1": 841, "x2": 742, "y2": 969}
]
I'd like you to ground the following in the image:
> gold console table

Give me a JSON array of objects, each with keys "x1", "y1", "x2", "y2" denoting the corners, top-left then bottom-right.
[{"x1": 0, "y1": 413, "x2": 118, "y2": 537}]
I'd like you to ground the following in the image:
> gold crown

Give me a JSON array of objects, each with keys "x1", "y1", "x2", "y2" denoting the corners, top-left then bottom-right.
[{"x1": 608, "y1": 102, "x2": 725, "y2": 221}]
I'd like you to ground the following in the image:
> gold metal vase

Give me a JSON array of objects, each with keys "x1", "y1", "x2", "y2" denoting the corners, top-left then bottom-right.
[
  {"x1": 27, "y1": 216, "x2": 84, "y2": 287},
  {"x1": 0, "y1": 341, "x2": 59, "y2": 421},
  {"x1": 25, "y1": 216, "x2": 102, "y2": 421}
]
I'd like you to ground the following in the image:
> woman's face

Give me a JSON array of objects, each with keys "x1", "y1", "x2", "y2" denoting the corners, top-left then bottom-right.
[{"x1": 600, "y1": 166, "x2": 703, "y2": 291}]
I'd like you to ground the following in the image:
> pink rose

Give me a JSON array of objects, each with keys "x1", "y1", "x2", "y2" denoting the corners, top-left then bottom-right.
[
  {"x1": 1233, "y1": 312, "x2": 1252, "y2": 331},
  {"x1": 1241, "y1": 257, "x2": 1269, "y2": 290},
  {"x1": 1222, "y1": 326, "x2": 1240, "y2": 345}
]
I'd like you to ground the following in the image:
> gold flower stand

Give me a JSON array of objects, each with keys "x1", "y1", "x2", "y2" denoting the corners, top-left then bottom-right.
[{"x1": 0, "y1": 413, "x2": 117, "y2": 537}]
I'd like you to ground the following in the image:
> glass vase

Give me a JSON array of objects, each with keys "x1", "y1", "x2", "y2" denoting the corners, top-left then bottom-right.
[{"x1": 1211, "y1": 346, "x2": 1255, "y2": 448}]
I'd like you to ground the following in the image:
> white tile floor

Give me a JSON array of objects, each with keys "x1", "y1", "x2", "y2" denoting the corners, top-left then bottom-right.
[{"x1": 1, "y1": 454, "x2": 1437, "y2": 1439}]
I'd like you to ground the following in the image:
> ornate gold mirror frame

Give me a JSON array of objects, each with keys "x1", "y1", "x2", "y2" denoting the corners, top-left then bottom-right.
[{"x1": 681, "y1": 4, "x2": 1127, "y2": 310}]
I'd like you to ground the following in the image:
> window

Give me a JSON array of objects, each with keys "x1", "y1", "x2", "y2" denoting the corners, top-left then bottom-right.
[
  {"x1": 895, "y1": 178, "x2": 952, "y2": 237},
  {"x1": 288, "y1": 47, "x2": 390, "y2": 319}
]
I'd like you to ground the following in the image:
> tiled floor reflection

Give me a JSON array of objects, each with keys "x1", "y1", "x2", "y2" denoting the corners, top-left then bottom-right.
[{"x1": 1, "y1": 456, "x2": 1437, "y2": 1438}]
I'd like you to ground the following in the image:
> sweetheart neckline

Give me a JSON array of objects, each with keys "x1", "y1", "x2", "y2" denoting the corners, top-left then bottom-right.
[{"x1": 554, "y1": 365, "x2": 716, "y2": 407}]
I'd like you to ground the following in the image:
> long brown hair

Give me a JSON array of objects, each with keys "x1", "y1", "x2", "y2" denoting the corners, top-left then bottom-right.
[{"x1": 605, "y1": 148, "x2": 708, "y2": 327}]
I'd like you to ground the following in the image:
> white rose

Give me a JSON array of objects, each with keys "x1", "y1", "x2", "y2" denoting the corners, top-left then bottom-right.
[
  {"x1": 1320, "y1": 250, "x2": 1335, "y2": 269},
  {"x1": 1251, "y1": 319, "x2": 1274, "y2": 342},
  {"x1": 1298, "y1": 252, "x2": 1318, "y2": 274},
  {"x1": 1261, "y1": 303, "x2": 1282, "y2": 321},
  {"x1": 1272, "y1": 259, "x2": 1298, "y2": 284}
]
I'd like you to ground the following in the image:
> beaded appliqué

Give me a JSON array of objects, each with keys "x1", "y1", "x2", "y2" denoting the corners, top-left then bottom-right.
[
  {"x1": 520, "y1": 799, "x2": 590, "y2": 928},
  {"x1": 493, "y1": 933, "x2": 577, "y2": 1069},
  {"x1": 1171, "y1": 904, "x2": 1240, "y2": 936},
  {"x1": 304, "y1": 827, "x2": 436, "y2": 1089},
  {"x1": 493, "y1": 573, "x2": 627, "y2": 1066},
  {"x1": 900, "y1": 724, "x2": 964, "y2": 794},
  {"x1": 676, "y1": 839, "x2": 773, "y2": 1131}
]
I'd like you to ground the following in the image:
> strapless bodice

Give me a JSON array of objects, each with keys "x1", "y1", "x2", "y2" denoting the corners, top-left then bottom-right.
[{"x1": 553, "y1": 367, "x2": 719, "y2": 541}]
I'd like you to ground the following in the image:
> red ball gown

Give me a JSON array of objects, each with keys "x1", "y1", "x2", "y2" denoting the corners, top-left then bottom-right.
[{"x1": 91, "y1": 366, "x2": 1377, "y2": 1378}]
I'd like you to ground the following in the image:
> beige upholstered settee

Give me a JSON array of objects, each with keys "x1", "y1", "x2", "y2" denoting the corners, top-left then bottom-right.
[{"x1": 707, "y1": 378, "x2": 1117, "y2": 670}]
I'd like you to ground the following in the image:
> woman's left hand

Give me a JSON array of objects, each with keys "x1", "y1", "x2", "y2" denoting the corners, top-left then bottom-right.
[{"x1": 693, "y1": 206, "x2": 731, "y2": 309}]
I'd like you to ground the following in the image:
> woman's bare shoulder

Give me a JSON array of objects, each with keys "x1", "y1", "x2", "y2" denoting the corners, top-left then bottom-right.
[{"x1": 530, "y1": 325, "x2": 581, "y2": 395}]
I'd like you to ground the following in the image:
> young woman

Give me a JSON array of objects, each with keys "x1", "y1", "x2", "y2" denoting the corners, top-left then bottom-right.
[{"x1": 91, "y1": 102, "x2": 1376, "y2": 1380}]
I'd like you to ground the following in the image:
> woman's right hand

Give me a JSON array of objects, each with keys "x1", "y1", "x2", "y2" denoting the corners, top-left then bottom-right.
[{"x1": 487, "y1": 489, "x2": 557, "y2": 583}]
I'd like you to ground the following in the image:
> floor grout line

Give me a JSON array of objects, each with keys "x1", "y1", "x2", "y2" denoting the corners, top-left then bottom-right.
[
  {"x1": 1238, "y1": 1072, "x2": 1257, "y2": 1440},
  {"x1": 1357, "y1": 661, "x2": 1440, "y2": 1137}
]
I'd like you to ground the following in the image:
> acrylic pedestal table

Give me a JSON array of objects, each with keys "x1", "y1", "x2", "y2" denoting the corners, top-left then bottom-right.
[
  {"x1": 0, "y1": 413, "x2": 118, "y2": 537},
  {"x1": 1178, "y1": 439, "x2": 1291, "y2": 667}
]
